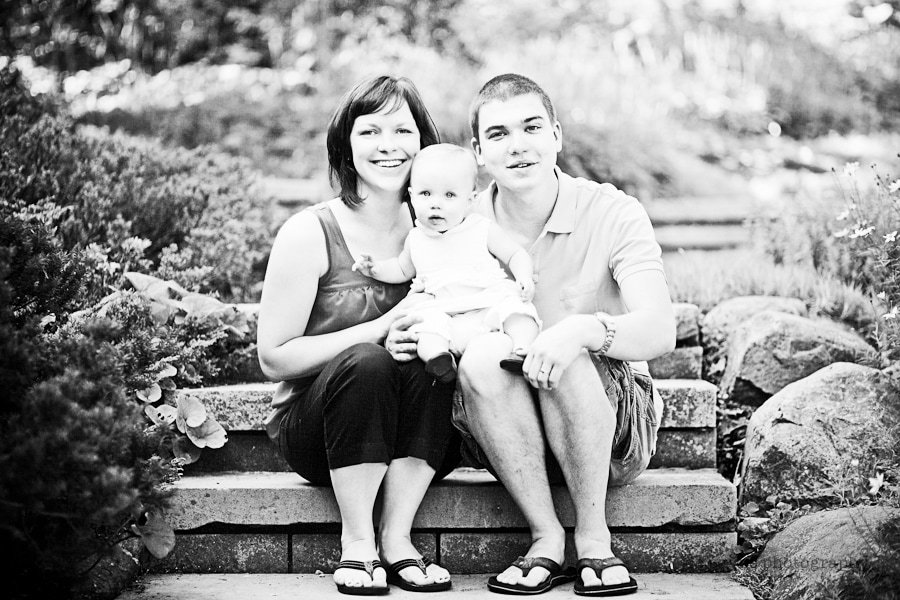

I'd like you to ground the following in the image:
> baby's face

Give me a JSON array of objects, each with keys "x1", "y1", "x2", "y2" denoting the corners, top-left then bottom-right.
[{"x1": 409, "y1": 159, "x2": 476, "y2": 233}]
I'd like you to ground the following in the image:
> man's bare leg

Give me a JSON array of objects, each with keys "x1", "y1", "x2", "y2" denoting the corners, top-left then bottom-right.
[
  {"x1": 459, "y1": 333, "x2": 565, "y2": 588},
  {"x1": 539, "y1": 352, "x2": 630, "y2": 587}
]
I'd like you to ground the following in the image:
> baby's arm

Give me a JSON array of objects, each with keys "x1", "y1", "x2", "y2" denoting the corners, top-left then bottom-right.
[
  {"x1": 486, "y1": 223, "x2": 535, "y2": 301},
  {"x1": 352, "y1": 238, "x2": 416, "y2": 283}
]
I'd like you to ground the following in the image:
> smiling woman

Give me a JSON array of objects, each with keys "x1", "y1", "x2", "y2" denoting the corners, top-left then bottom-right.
[{"x1": 257, "y1": 76, "x2": 457, "y2": 595}]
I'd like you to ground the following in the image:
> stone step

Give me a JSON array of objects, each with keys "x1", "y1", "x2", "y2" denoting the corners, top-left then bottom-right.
[
  {"x1": 188, "y1": 426, "x2": 715, "y2": 473},
  {"x1": 654, "y1": 224, "x2": 750, "y2": 252},
  {"x1": 165, "y1": 468, "x2": 734, "y2": 530},
  {"x1": 177, "y1": 378, "x2": 716, "y2": 434},
  {"x1": 120, "y1": 573, "x2": 754, "y2": 599},
  {"x1": 644, "y1": 197, "x2": 752, "y2": 226},
  {"x1": 150, "y1": 530, "x2": 738, "y2": 575}
]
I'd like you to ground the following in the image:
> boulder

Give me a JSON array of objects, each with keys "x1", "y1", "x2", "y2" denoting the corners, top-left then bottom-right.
[
  {"x1": 701, "y1": 296, "x2": 807, "y2": 383},
  {"x1": 720, "y1": 311, "x2": 877, "y2": 405},
  {"x1": 753, "y1": 506, "x2": 900, "y2": 600},
  {"x1": 741, "y1": 362, "x2": 900, "y2": 505}
]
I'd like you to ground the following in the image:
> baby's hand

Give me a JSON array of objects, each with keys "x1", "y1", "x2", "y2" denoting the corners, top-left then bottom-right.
[
  {"x1": 410, "y1": 279, "x2": 426, "y2": 293},
  {"x1": 518, "y1": 277, "x2": 535, "y2": 302},
  {"x1": 352, "y1": 254, "x2": 377, "y2": 277}
]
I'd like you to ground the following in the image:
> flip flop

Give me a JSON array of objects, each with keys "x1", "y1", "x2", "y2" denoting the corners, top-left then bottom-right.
[
  {"x1": 334, "y1": 559, "x2": 389, "y2": 596},
  {"x1": 574, "y1": 557, "x2": 638, "y2": 596},
  {"x1": 487, "y1": 556, "x2": 576, "y2": 595},
  {"x1": 385, "y1": 556, "x2": 452, "y2": 592}
]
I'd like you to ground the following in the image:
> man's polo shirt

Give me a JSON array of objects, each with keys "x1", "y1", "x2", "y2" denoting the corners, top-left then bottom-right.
[{"x1": 474, "y1": 168, "x2": 665, "y2": 373}]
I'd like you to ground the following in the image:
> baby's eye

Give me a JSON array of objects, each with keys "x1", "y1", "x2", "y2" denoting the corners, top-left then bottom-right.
[
  {"x1": 446, "y1": 192, "x2": 456, "y2": 198},
  {"x1": 419, "y1": 191, "x2": 430, "y2": 196}
]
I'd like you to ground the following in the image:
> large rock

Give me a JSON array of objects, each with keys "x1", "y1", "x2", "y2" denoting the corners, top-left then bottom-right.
[
  {"x1": 720, "y1": 311, "x2": 877, "y2": 405},
  {"x1": 701, "y1": 296, "x2": 807, "y2": 383},
  {"x1": 754, "y1": 506, "x2": 900, "y2": 600},
  {"x1": 741, "y1": 362, "x2": 900, "y2": 505}
]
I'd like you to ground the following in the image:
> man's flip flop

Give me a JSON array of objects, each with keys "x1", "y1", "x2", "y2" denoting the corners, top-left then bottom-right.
[
  {"x1": 334, "y1": 559, "x2": 389, "y2": 596},
  {"x1": 385, "y1": 556, "x2": 452, "y2": 592},
  {"x1": 574, "y1": 557, "x2": 638, "y2": 596},
  {"x1": 487, "y1": 556, "x2": 576, "y2": 595}
]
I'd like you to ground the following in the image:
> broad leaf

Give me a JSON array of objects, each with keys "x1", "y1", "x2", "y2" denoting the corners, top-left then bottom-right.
[
  {"x1": 173, "y1": 436, "x2": 202, "y2": 464},
  {"x1": 157, "y1": 364, "x2": 178, "y2": 379},
  {"x1": 186, "y1": 417, "x2": 228, "y2": 449},
  {"x1": 156, "y1": 404, "x2": 178, "y2": 425},
  {"x1": 181, "y1": 293, "x2": 227, "y2": 318},
  {"x1": 144, "y1": 405, "x2": 164, "y2": 425},
  {"x1": 136, "y1": 383, "x2": 162, "y2": 403},
  {"x1": 131, "y1": 511, "x2": 176, "y2": 559},
  {"x1": 176, "y1": 394, "x2": 207, "y2": 430}
]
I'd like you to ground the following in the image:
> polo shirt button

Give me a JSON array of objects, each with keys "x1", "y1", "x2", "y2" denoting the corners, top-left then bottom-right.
[{"x1": 532, "y1": 274, "x2": 539, "y2": 283}]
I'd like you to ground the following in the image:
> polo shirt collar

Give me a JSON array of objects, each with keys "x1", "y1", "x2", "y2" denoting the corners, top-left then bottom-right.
[{"x1": 483, "y1": 167, "x2": 577, "y2": 235}]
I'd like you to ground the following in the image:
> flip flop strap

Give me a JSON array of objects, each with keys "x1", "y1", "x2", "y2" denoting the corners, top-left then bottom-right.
[
  {"x1": 511, "y1": 555, "x2": 561, "y2": 577},
  {"x1": 389, "y1": 557, "x2": 432, "y2": 577},
  {"x1": 337, "y1": 559, "x2": 383, "y2": 577},
  {"x1": 576, "y1": 557, "x2": 625, "y2": 576}
]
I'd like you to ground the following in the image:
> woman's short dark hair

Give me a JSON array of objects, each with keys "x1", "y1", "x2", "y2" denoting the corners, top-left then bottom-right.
[{"x1": 326, "y1": 76, "x2": 441, "y2": 208}]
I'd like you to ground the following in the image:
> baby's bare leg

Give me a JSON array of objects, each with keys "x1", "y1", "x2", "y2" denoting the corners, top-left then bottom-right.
[{"x1": 504, "y1": 313, "x2": 540, "y2": 354}]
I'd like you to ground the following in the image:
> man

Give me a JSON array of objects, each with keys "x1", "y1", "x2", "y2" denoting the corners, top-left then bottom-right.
[{"x1": 453, "y1": 73, "x2": 675, "y2": 596}]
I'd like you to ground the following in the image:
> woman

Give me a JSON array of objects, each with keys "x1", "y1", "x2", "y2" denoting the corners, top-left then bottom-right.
[{"x1": 257, "y1": 76, "x2": 457, "y2": 595}]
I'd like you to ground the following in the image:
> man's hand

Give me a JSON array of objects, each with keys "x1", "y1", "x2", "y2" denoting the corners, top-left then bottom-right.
[
  {"x1": 518, "y1": 277, "x2": 535, "y2": 302},
  {"x1": 522, "y1": 317, "x2": 585, "y2": 390},
  {"x1": 351, "y1": 253, "x2": 377, "y2": 277}
]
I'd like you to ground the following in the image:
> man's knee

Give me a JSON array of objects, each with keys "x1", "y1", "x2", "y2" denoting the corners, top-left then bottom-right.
[{"x1": 547, "y1": 352, "x2": 614, "y2": 419}]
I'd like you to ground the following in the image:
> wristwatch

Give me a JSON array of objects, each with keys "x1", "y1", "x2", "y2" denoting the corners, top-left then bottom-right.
[{"x1": 592, "y1": 312, "x2": 616, "y2": 356}]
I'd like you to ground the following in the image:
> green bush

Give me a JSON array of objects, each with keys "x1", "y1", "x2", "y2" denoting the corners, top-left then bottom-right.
[{"x1": 1, "y1": 66, "x2": 274, "y2": 304}]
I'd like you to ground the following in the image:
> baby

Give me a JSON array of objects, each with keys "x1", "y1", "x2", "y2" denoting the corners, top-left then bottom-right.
[{"x1": 352, "y1": 143, "x2": 540, "y2": 382}]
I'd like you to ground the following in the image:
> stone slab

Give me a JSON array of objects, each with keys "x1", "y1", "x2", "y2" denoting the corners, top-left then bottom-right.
[
  {"x1": 649, "y1": 429, "x2": 715, "y2": 469},
  {"x1": 179, "y1": 378, "x2": 715, "y2": 432},
  {"x1": 441, "y1": 531, "x2": 737, "y2": 573},
  {"x1": 119, "y1": 572, "x2": 755, "y2": 599},
  {"x1": 148, "y1": 533, "x2": 288, "y2": 573},
  {"x1": 673, "y1": 303, "x2": 700, "y2": 346},
  {"x1": 648, "y1": 346, "x2": 702, "y2": 379},
  {"x1": 654, "y1": 224, "x2": 751, "y2": 252},
  {"x1": 166, "y1": 468, "x2": 735, "y2": 530},
  {"x1": 291, "y1": 533, "x2": 436, "y2": 573},
  {"x1": 190, "y1": 427, "x2": 714, "y2": 473}
]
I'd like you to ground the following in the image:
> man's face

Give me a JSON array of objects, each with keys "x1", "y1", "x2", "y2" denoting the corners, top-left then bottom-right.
[{"x1": 472, "y1": 93, "x2": 562, "y2": 193}]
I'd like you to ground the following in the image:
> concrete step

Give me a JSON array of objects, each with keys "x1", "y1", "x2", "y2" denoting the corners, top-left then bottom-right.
[
  {"x1": 151, "y1": 530, "x2": 738, "y2": 574},
  {"x1": 165, "y1": 468, "x2": 734, "y2": 530},
  {"x1": 187, "y1": 426, "x2": 715, "y2": 473},
  {"x1": 644, "y1": 197, "x2": 753, "y2": 226},
  {"x1": 654, "y1": 224, "x2": 751, "y2": 252},
  {"x1": 122, "y1": 573, "x2": 753, "y2": 598},
  {"x1": 176, "y1": 379, "x2": 716, "y2": 434}
]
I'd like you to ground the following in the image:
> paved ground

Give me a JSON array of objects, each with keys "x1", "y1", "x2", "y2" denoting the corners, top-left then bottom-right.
[{"x1": 119, "y1": 573, "x2": 754, "y2": 599}]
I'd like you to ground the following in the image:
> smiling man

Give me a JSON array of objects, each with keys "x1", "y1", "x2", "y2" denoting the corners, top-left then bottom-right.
[{"x1": 452, "y1": 73, "x2": 676, "y2": 596}]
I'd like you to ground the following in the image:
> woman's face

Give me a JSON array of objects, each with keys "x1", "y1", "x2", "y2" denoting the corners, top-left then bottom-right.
[{"x1": 350, "y1": 101, "x2": 421, "y2": 198}]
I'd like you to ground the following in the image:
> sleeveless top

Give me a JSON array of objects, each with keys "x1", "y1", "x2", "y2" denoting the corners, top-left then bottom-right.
[{"x1": 264, "y1": 203, "x2": 411, "y2": 438}]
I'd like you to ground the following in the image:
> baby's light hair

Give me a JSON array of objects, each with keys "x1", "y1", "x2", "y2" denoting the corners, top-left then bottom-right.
[{"x1": 410, "y1": 143, "x2": 478, "y2": 190}]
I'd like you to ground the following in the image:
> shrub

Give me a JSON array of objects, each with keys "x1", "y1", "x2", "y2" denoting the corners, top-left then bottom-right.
[{"x1": 1, "y1": 66, "x2": 274, "y2": 305}]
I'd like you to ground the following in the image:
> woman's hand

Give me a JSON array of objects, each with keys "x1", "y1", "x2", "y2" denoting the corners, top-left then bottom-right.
[
  {"x1": 522, "y1": 316, "x2": 587, "y2": 390},
  {"x1": 380, "y1": 292, "x2": 431, "y2": 361}
]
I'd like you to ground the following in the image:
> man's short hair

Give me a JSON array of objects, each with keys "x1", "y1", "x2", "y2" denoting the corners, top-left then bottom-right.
[
  {"x1": 469, "y1": 73, "x2": 557, "y2": 142},
  {"x1": 411, "y1": 143, "x2": 478, "y2": 190}
]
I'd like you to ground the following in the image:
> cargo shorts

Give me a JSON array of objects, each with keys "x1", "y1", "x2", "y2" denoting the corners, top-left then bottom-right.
[{"x1": 451, "y1": 355, "x2": 662, "y2": 486}]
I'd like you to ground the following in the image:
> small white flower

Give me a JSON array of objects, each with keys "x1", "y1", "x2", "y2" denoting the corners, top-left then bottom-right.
[
  {"x1": 889, "y1": 179, "x2": 900, "y2": 194},
  {"x1": 851, "y1": 458, "x2": 860, "y2": 467},
  {"x1": 843, "y1": 161, "x2": 859, "y2": 177},
  {"x1": 884, "y1": 306, "x2": 900, "y2": 320},
  {"x1": 877, "y1": 291, "x2": 888, "y2": 300},
  {"x1": 849, "y1": 226, "x2": 875, "y2": 239},
  {"x1": 884, "y1": 231, "x2": 898, "y2": 243},
  {"x1": 836, "y1": 209, "x2": 850, "y2": 221},
  {"x1": 833, "y1": 228, "x2": 850, "y2": 238}
]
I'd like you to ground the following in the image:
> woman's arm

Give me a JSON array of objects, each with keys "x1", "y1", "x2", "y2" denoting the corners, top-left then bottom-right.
[{"x1": 256, "y1": 212, "x2": 397, "y2": 381}]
